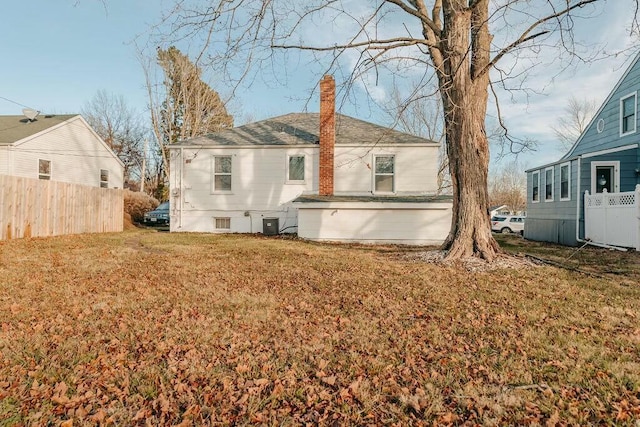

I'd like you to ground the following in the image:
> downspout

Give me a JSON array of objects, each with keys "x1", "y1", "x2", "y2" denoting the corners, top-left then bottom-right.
[{"x1": 576, "y1": 155, "x2": 584, "y2": 244}]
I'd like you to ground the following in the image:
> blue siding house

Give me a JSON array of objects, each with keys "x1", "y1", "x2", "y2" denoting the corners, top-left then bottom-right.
[{"x1": 525, "y1": 52, "x2": 640, "y2": 248}]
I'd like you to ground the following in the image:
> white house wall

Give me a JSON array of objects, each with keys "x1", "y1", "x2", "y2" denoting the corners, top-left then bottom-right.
[
  {"x1": 170, "y1": 143, "x2": 439, "y2": 234},
  {"x1": 297, "y1": 203, "x2": 452, "y2": 245},
  {"x1": 334, "y1": 144, "x2": 439, "y2": 194},
  {"x1": 170, "y1": 146, "x2": 317, "y2": 233},
  {"x1": 8, "y1": 117, "x2": 123, "y2": 188}
]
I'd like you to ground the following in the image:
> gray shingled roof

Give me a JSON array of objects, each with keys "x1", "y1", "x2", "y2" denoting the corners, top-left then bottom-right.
[
  {"x1": 0, "y1": 114, "x2": 78, "y2": 145},
  {"x1": 174, "y1": 113, "x2": 438, "y2": 147}
]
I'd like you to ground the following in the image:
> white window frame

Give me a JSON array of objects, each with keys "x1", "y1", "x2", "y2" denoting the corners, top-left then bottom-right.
[
  {"x1": 531, "y1": 170, "x2": 540, "y2": 203},
  {"x1": 559, "y1": 162, "x2": 571, "y2": 201},
  {"x1": 286, "y1": 154, "x2": 305, "y2": 184},
  {"x1": 373, "y1": 154, "x2": 395, "y2": 194},
  {"x1": 590, "y1": 160, "x2": 620, "y2": 194},
  {"x1": 100, "y1": 169, "x2": 109, "y2": 188},
  {"x1": 619, "y1": 92, "x2": 637, "y2": 137},
  {"x1": 215, "y1": 217, "x2": 231, "y2": 230},
  {"x1": 544, "y1": 166, "x2": 554, "y2": 202},
  {"x1": 211, "y1": 155, "x2": 233, "y2": 194},
  {"x1": 38, "y1": 159, "x2": 51, "y2": 180}
]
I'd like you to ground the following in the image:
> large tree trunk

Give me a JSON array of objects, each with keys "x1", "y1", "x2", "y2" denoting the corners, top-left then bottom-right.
[{"x1": 437, "y1": 0, "x2": 501, "y2": 261}]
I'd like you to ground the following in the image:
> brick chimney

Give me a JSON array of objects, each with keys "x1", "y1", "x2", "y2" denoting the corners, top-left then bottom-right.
[{"x1": 319, "y1": 75, "x2": 335, "y2": 196}]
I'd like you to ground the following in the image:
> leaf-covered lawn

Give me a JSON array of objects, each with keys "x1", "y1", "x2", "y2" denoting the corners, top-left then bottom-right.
[{"x1": 1, "y1": 231, "x2": 639, "y2": 425}]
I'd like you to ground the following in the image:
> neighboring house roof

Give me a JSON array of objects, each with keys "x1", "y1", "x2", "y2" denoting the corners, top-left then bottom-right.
[
  {"x1": 0, "y1": 114, "x2": 78, "y2": 145},
  {"x1": 562, "y1": 50, "x2": 640, "y2": 161},
  {"x1": 172, "y1": 113, "x2": 439, "y2": 147}
]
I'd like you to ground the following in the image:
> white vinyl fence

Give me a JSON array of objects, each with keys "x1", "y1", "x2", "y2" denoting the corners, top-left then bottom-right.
[{"x1": 584, "y1": 185, "x2": 640, "y2": 250}]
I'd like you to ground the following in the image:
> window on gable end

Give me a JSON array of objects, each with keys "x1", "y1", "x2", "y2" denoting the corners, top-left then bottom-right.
[
  {"x1": 100, "y1": 169, "x2": 109, "y2": 188},
  {"x1": 620, "y1": 92, "x2": 637, "y2": 136},
  {"x1": 39, "y1": 159, "x2": 51, "y2": 180}
]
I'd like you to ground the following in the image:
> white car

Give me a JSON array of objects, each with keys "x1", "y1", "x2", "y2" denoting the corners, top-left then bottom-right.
[{"x1": 491, "y1": 215, "x2": 525, "y2": 234}]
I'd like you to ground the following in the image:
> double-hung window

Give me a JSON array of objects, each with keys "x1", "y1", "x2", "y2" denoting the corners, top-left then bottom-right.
[
  {"x1": 374, "y1": 155, "x2": 395, "y2": 193},
  {"x1": 287, "y1": 155, "x2": 305, "y2": 183},
  {"x1": 213, "y1": 156, "x2": 232, "y2": 192},
  {"x1": 38, "y1": 159, "x2": 51, "y2": 180},
  {"x1": 620, "y1": 92, "x2": 637, "y2": 136},
  {"x1": 100, "y1": 169, "x2": 109, "y2": 188},
  {"x1": 560, "y1": 163, "x2": 570, "y2": 201},
  {"x1": 531, "y1": 171, "x2": 540, "y2": 202},
  {"x1": 544, "y1": 167, "x2": 554, "y2": 202}
]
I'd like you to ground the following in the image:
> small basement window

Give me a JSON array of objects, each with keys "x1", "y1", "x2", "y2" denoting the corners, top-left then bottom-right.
[
  {"x1": 100, "y1": 169, "x2": 109, "y2": 188},
  {"x1": 215, "y1": 217, "x2": 231, "y2": 230},
  {"x1": 39, "y1": 159, "x2": 51, "y2": 180}
]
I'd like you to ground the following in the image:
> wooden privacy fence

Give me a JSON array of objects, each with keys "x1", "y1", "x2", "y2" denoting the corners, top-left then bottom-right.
[
  {"x1": 584, "y1": 185, "x2": 640, "y2": 251},
  {"x1": 0, "y1": 174, "x2": 123, "y2": 240}
]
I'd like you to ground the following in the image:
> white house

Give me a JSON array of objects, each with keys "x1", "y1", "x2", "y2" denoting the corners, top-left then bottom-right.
[
  {"x1": 0, "y1": 113, "x2": 124, "y2": 188},
  {"x1": 168, "y1": 76, "x2": 452, "y2": 245}
]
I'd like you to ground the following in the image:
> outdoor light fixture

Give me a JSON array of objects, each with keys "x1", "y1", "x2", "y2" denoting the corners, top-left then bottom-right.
[{"x1": 598, "y1": 175, "x2": 607, "y2": 187}]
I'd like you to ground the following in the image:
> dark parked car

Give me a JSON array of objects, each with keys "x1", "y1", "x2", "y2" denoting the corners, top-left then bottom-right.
[{"x1": 143, "y1": 201, "x2": 170, "y2": 226}]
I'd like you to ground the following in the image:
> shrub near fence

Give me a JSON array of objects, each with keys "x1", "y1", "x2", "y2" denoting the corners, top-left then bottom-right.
[{"x1": 0, "y1": 174, "x2": 123, "y2": 240}]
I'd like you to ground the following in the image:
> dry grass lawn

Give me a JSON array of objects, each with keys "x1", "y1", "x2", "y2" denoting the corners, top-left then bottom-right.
[{"x1": 1, "y1": 231, "x2": 639, "y2": 425}]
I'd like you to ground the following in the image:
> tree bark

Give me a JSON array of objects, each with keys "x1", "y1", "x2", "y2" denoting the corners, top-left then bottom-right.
[{"x1": 437, "y1": 0, "x2": 501, "y2": 261}]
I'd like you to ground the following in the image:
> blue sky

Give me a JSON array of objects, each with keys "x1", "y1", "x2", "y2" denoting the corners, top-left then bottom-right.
[{"x1": 0, "y1": 1, "x2": 636, "y2": 170}]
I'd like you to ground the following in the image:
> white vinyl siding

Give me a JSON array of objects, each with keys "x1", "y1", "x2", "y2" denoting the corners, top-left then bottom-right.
[
  {"x1": 532, "y1": 170, "x2": 540, "y2": 203},
  {"x1": 620, "y1": 92, "x2": 637, "y2": 136},
  {"x1": 8, "y1": 117, "x2": 123, "y2": 188},
  {"x1": 544, "y1": 167, "x2": 554, "y2": 202},
  {"x1": 560, "y1": 162, "x2": 570, "y2": 201},
  {"x1": 169, "y1": 143, "x2": 440, "y2": 234}
]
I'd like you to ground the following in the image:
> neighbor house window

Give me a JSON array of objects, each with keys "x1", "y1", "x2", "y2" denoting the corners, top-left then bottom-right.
[
  {"x1": 215, "y1": 217, "x2": 231, "y2": 230},
  {"x1": 374, "y1": 155, "x2": 395, "y2": 193},
  {"x1": 213, "y1": 156, "x2": 232, "y2": 192},
  {"x1": 560, "y1": 162, "x2": 570, "y2": 201},
  {"x1": 287, "y1": 155, "x2": 305, "y2": 182},
  {"x1": 545, "y1": 167, "x2": 554, "y2": 202},
  {"x1": 620, "y1": 92, "x2": 637, "y2": 136},
  {"x1": 38, "y1": 159, "x2": 51, "y2": 180},
  {"x1": 100, "y1": 169, "x2": 109, "y2": 188},
  {"x1": 532, "y1": 170, "x2": 540, "y2": 202}
]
